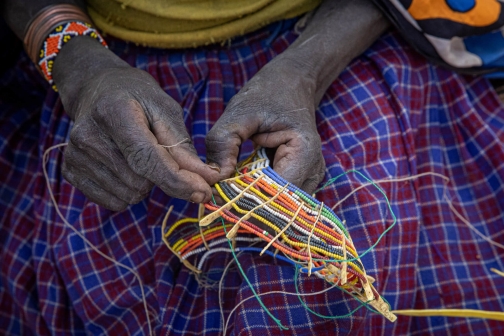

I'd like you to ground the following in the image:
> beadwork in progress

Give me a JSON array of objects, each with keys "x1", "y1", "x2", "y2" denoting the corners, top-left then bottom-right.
[
  {"x1": 162, "y1": 148, "x2": 397, "y2": 325},
  {"x1": 40, "y1": 143, "x2": 504, "y2": 334}
]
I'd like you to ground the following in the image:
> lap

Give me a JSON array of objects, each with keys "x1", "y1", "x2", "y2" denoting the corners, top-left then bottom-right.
[{"x1": 1, "y1": 24, "x2": 503, "y2": 335}]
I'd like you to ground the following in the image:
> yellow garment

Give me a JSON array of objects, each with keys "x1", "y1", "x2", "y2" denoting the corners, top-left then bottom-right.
[{"x1": 87, "y1": 0, "x2": 321, "y2": 49}]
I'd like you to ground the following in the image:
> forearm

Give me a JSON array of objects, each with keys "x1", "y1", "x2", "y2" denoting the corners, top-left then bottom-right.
[
  {"x1": 280, "y1": 0, "x2": 390, "y2": 104},
  {"x1": 2, "y1": 0, "x2": 86, "y2": 39},
  {"x1": 2, "y1": 0, "x2": 126, "y2": 118}
]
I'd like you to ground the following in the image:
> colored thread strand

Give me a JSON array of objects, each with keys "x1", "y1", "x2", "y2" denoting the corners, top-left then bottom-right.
[
  {"x1": 164, "y1": 149, "x2": 504, "y2": 329},
  {"x1": 43, "y1": 143, "x2": 153, "y2": 335},
  {"x1": 166, "y1": 148, "x2": 395, "y2": 324},
  {"x1": 391, "y1": 309, "x2": 504, "y2": 322},
  {"x1": 214, "y1": 194, "x2": 289, "y2": 331}
]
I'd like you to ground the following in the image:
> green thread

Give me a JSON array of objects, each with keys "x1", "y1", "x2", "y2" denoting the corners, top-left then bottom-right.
[
  {"x1": 312, "y1": 170, "x2": 397, "y2": 263},
  {"x1": 294, "y1": 266, "x2": 370, "y2": 318},
  {"x1": 295, "y1": 169, "x2": 398, "y2": 320},
  {"x1": 212, "y1": 195, "x2": 289, "y2": 331},
  {"x1": 294, "y1": 190, "x2": 349, "y2": 236},
  {"x1": 208, "y1": 168, "x2": 396, "y2": 329}
]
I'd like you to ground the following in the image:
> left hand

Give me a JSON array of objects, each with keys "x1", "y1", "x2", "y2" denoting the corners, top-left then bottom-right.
[{"x1": 205, "y1": 57, "x2": 325, "y2": 193}]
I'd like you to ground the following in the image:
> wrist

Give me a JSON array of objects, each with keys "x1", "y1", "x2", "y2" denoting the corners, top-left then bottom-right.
[
  {"x1": 22, "y1": 3, "x2": 113, "y2": 106},
  {"x1": 277, "y1": 0, "x2": 389, "y2": 104},
  {"x1": 266, "y1": 53, "x2": 319, "y2": 107},
  {"x1": 53, "y1": 35, "x2": 128, "y2": 117}
]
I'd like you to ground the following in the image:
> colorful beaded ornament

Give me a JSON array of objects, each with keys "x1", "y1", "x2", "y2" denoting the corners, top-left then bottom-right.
[
  {"x1": 162, "y1": 147, "x2": 397, "y2": 323},
  {"x1": 38, "y1": 21, "x2": 107, "y2": 90}
]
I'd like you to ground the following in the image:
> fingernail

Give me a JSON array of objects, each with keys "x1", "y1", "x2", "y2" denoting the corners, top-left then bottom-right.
[
  {"x1": 206, "y1": 162, "x2": 221, "y2": 173},
  {"x1": 190, "y1": 191, "x2": 206, "y2": 203}
]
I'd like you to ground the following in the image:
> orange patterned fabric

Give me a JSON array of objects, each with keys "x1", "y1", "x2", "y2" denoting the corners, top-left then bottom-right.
[{"x1": 407, "y1": 0, "x2": 500, "y2": 27}]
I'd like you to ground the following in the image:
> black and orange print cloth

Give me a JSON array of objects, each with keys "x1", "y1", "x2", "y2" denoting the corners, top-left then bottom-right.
[{"x1": 373, "y1": 0, "x2": 504, "y2": 76}]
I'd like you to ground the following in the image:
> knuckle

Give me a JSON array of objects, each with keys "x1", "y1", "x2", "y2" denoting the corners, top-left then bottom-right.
[
  {"x1": 168, "y1": 101, "x2": 184, "y2": 116},
  {"x1": 135, "y1": 179, "x2": 153, "y2": 195},
  {"x1": 69, "y1": 126, "x2": 89, "y2": 149},
  {"x1": 315, "y1": 169, "x2": 325, "y2": 185},
  {"x1": 61, "y1": 162, "x2": 74, "y2": 183},
  {"x1": 104, "y1": 199, "x2": 128, "y2": 212},
  {"x1": 206, "y1": 128, "x2": 231, "y2": 147},
  {"x1": 62, "y1": 149, "x2": 76, "y2": 167},
  {"x1": 113, "y1": 203, "x2": 128, "y2": 212},
  {"x1": 79, "y1": 178, "x2": 94, "y2": 192},
  {"x1": 125, "y1": 145, "x2": 157, "y2": 177},
  {"x1": 310, "y1": 159, "x2": 326, "y2": 188},
  {"x1": 129, "y1": 192, "x2": 147, "y2": 204},
  {"x1": 167, "y1": 181, "x2": 194, "y2": 200},
  {"x1": 133, "y1": 67, "x2": 155, "y2": 82},
  {"x1": 92, "y1": 99, "x2": 113, "y2": 124}
]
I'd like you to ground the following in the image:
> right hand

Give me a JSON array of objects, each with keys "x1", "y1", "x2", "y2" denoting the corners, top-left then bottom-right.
[{"x1": 53, "y1": 36, "x2": 219, "y2": 211}]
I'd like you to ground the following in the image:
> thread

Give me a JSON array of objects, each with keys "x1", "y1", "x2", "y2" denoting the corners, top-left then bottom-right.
[
  {"x1": 224, "y1": 276, "x2": 339, "y2": 334},
  {"x1": 391, "y1": 309, "x2": 504, "y2": 322},
  {"x1": 328, "y1": 172, "x2": 450, "y2": 210},
  {"x1": 326, "y1": 171, "x2": 504, "y2": 251},
  {"x1": 166, "y1": 148, "x2": 395, "y2": 327},
  {"x1": 491, "y1": 268, "x2": 504, "y2": 278},
  {"x1": 158, "y1": 137, "x2": 190, "y2": 150},
  {"x1": 213, "y1": 194, "x2": 289, "y2": 331},
  {"x1": 164, "y1": 150, "x2": 504, "y2": 329},
  {"x1": 43, "y1": 143, "x2": 153, "y2": 335}
]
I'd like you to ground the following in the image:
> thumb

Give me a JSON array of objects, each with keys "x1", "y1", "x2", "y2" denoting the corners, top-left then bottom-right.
[
  {"x1": 205, "y1": 110, "x2": 260, "y2": 184},
  {"x1": 252, "y1": 131, "x2": 325, "y2": 194}
]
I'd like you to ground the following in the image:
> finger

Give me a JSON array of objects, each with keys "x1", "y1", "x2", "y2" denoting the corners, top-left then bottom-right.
[
  {"x1": 64, "y1": 143, "x2": 150, "y2": 204},
  {"x1": 98, "y1": 99, "x2": 213, "y2": 203},
  {"x1": 62, "y1": 160, "x2": 128, "y2": 211},
  {"x1": 148, "y1": 103, "x2": 221, "y2": 185},
  {"x1": 252, "y1": 130, "x2": 325, "y2": 192},
  {"x1": 206, "y1": 105, "x2": 260, "y2": 182},
  {"x1": 69, "y1": 122, "x2": 154, "y2": 195}
]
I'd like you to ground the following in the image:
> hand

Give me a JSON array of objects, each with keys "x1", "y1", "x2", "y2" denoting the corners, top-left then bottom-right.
[
  {"x1": 205, "y1": 57, "x2": 325, "y2": 193},
  {"x1": 54, "y1": 37, "x2": 218, "y2": 210}
]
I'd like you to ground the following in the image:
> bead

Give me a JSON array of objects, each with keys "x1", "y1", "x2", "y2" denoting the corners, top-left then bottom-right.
[{"x1": 38, "y1": 21, "x2": 107, "y2": 88}]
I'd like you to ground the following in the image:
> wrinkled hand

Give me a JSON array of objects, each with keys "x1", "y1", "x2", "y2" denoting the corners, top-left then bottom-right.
[
  {"x1": 54, "y1": 38, "x2": 218, "y2": 210},
  {"x1": 206, "y1": 58, "x2": 325, "y2": 193}
]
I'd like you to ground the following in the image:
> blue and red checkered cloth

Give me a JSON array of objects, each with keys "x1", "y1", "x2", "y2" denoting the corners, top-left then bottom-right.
[{"x1": 1, "y1": 19, "x2": 504, "y2": 335}]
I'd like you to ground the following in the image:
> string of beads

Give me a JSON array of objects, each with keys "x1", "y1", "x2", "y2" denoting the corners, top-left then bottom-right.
[{"x1": 163, "y1": 147, "x2": 396, "y2": 323}]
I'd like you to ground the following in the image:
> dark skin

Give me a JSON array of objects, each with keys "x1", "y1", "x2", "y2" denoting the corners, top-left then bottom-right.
[{"x1": 2, "y1": 0, "x2": 388, "y2": 210}]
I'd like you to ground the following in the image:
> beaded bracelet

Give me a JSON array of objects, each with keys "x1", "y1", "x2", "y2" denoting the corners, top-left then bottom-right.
[
  {"x1": 38, "y1": 21, "x2": 107, "y2": 91},
  {"x1": 23, "y1": 5, "x2": 107, "y2": 91}
]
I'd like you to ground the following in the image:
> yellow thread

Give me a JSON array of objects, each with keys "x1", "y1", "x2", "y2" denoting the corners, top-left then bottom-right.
[
  {"x1": 392, "y1": 309, "x2": 504, "y2": 322},
  {"x1": 308, "y1": 202, "x2": 323, "y2": 276},
  {"x1": 261, "y1": 201, "x2": 304, "y2": 255},
  {"x1": 215, "y1": 182, "x2": 365, "y2": 276},
  {"x1": 232, "y1": 178, "x2": 358, "y2": 258},
  {"x1": 200, "y1": 172, "x2": 264, "y2": 227},
  {"x1": 226, "y1": 182, "x2": 289, "y2": 239},
  {"x1": 490, "y1": 268, "x2": 504, "y2": 278},
  {"x1": 165, "y1": 218, "x2": 199, "y2": 238},
  {"x1": 173, "y1": 240, "x2": 188, "y2": 252},
  {"x1": 198, "y1": 203, "x2": 210, "y2": 251}
]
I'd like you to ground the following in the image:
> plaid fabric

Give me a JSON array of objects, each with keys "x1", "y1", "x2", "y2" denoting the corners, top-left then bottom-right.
[{"x1": 1, "y1": 19, "x2": 504, "y2": 335}]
